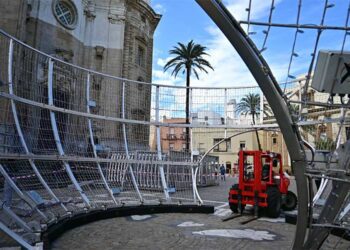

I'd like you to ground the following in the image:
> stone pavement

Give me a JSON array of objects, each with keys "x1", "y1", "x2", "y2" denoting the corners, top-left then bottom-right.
[
  {"x1": 51, "y1": 175, "x2": 349, "y2": 250},
  {"x1": 52, "y1": 211, "x2": 294, "y2": 250},
  {"x1": 2, "y1": 176, "x2": 350, "y2": 249}
]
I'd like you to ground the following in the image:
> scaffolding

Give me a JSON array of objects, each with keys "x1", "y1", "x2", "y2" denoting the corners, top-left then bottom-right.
[{"x1": 0, "y1": 0, "x2": 350, "y2": 248}]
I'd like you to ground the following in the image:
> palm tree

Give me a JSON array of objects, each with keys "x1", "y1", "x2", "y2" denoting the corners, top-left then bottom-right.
[
  {"x1": 164, "y1": 40, "x2": 213, "y2": 150},
  {"x1": 236, "y1": 93, "x2": 262, "y2": 150}
]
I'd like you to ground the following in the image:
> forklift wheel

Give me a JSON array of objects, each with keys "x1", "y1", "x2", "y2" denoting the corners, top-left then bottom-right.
[
  {"x1": 229, "y1": 203, "x2": 238, "y2": 213},
  {"x1": 266, "y1": 186, "x2": 281, "y2": 218},
  {"x1": 229, "y1": 184, "x2": 245, "y2": 213},
  {"x1": 282, "y1": 191, "x2": 297, "y2": 211}
]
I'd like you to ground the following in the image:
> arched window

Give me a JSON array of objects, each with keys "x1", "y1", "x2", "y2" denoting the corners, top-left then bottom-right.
[{"x1": 136, "y1": 46, "x2": 145, "y2": 67}]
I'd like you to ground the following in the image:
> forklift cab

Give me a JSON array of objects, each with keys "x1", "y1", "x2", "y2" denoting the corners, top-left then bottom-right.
[
  {"x1": 262, "y1": 156, "x2": 279, "y2": 181},
  {"x1": 238, "y1": 150, "x2": 285, "y2": 192},
  {"x1": 229, "y1": 150, "x2": 297, "y2": 217}
]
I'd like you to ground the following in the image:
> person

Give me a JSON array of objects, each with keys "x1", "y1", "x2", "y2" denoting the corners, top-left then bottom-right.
[{"x1": 220, "y1": 164, "x2": 226, "y2": 181}]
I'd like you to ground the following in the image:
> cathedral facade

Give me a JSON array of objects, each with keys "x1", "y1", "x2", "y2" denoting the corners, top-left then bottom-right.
[{"x1": 0, "y1": 0, "x2": 161, "y2": 153}]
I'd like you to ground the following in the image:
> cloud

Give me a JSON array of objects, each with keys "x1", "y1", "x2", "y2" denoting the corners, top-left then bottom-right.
[
  {"x1": 225, "y1": 0, "x2": 277, "y2": 21},
  {"x1": 152, "y1": 0, "x2": 284, "y2": 89},
  {"x1": 153, "y1": 3, "x2": 166, "y2": 14},
  {"x1": 156, "y1": 57, "x2": 171, "y2": 68},
  {"x1": 151, "y1": 0, "x2": 293, "y2": 120},
  {"x1": 152, "y1": 69, "x2": 184, "y2": 86}
]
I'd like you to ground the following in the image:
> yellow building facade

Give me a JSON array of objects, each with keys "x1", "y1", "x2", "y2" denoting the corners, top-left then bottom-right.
[{"x1": 192, "y1": 128, "x2": 259, "y2": 173}]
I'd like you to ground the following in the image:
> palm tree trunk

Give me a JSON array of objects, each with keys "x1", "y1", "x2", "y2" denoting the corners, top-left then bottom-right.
[
  {"x1": 185, "y1": 66, "x2": 190, "y2": 151},
  {"x1": 252, "y1": 114, "x2": 262, "y2": 150}
]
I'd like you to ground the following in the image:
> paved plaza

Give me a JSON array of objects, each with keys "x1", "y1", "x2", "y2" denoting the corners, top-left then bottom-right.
[
  {"x1": 1, "y1": 176, "x2": 349, "y2": 249},
  {"x1": 50, "y1": 176, "x2": 348, "y2": 250}
]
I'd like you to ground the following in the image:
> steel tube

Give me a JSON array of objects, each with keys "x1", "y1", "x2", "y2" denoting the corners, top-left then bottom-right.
[
  {"x1": 195, "y1": 1, "x2": 309, "y2": 248},
  {"x1": 47, "y1": 59, "x2": 91, "y2": 207},
  {"x1": 7, "y1": 40, "x2": 67, "y2": 212}
]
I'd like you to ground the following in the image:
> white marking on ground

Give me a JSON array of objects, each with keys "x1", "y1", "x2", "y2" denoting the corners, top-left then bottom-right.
[
  {"x1": 215, "y1": 203, "x2": 228, "y2": 210},
  {"x1": 177, "y1": 221, "x2": 205, "y2": 227},
  {"x1": 201, "y1": 200, "x2": 227, "y2": 204},
  {"x1": 131, "y1": 215, "x2": 152, "y2": 221},
  {"x1": 192, "y1": 229, "x2": 276, "y2": 241},
  {"x1": 213, "y1": 208, "x2": 232, "y2": 217},
  {"x1": 258, "y1": 217, "x2": 285, "y2": 223}
]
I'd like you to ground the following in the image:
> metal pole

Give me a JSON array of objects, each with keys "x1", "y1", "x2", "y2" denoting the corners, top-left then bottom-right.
[
  {"x1": 191, "y1": 166, "x2": 197, "y2": 203},
  {"x1": 7, "y1": 40, "x2": 67, "y2": 212},
  {"x1": 156, "y1": 86, "x2": 170, "y2": 200},
  {"x1": 121, "y1": 81, "x2": 143, "y2": 202},
  {"x1": 190, "y1": 88, "x2": 194, "y2": 161},
  {"x1": 47, "y1": 59, "x2": 91, "y2": 207},
  {"x1": 0, "y1": 222, "x2": 34, "y2": 250},
  {"x1": 0, "y1": 164, "x2": 47, "y2": 220},
  {"x1": 260, "y1": 90, "x2": 264, "y2": 124},
  {"x1": 224, "y1": 88, "x2": 228, "y2": 138},
  {"x1": 86, "y1": 73, "x2": 118, "y2": 205},
  {"x1": 0, "y1": 91, "x2": 283, "y2": 129},
  {"x1": 195, "y1": 2, "x2": 309, "y2": 248},
  {"x1": 2, "y1": 204, "x2": 33, "y2": 232},
  {"x1": 193, "y1": 166, "x2": 203, "y2": 204},
  {"x1": 189, "y1": 88, "x2": 196, "y2": 202}
]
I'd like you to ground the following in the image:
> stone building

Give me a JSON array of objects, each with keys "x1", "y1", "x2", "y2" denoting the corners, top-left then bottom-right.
[
  {"x1": 192, "y1": 128, "x2": 259, "y2": 174},
  {"x1": 0, "y1": 0, "x2": 161, "y2": 152},
  {"x1": 261, "y1": 76, "x2": 350, "y2": 171},
  {"x1": 159, "y1": 118, "x2": 189, "y2": 153},
  {"x1": 0, "y1": 0, "x2": 160, "y2": 79}
]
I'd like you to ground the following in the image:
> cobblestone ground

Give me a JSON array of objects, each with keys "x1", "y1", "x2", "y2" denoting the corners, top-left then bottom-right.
[
  {"x1": 52, "y1": 212, "x2": 294, "y2": 250},
  {"x1": 51, "y1": 176, "x2": 349, "y2": 250},
  {"x1": 2, "y1": 176, "x2": 350, "y2": 249}
]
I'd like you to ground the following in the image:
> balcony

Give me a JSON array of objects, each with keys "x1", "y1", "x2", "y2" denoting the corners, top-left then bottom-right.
[
  {"x1": 166, "y1": 134, "x2": 177, "y2": 140},
  {"x1": 180, "y1": 133, "x2": 189, "y2": 140}
]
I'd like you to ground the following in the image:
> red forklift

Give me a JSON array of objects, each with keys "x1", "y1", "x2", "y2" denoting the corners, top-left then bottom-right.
[{"x1": 228, "y1": 150, "x2": 297, "y2": 219}]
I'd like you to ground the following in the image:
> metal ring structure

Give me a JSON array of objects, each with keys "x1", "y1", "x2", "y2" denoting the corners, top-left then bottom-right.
[
  {"x1": 195, "y1": 0, "x2": 309, "y2": 248},
  {"x1": 0, "y1": 2, "x2": 349, "y2": 248}
]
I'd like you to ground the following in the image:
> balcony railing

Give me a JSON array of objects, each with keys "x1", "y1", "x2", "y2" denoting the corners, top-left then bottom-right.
[
  {"x1": 166, "y1": 134, "x2": 177, "y2": 140},
  {"x1": 180, "y1": 133, "x2": 189, "y2": 140}
]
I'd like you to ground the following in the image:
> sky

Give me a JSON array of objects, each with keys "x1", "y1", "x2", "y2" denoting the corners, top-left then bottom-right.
[{"x1": 150, "y1": 0, "x2": 350, "y2": 89}]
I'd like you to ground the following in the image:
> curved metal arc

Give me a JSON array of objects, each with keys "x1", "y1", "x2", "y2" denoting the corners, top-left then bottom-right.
[
  {"x1": 86, "y1": 74, "x2": 118, "y2": 206},
  {"x1": 198, "y1": 128, "x2": 276, "y2": 164},
  {"x1": 195, "y1": 1, "x2": 308, "y2": 248},
  {"x1": 155, "y1": 86, "x2": 170, "y2": 200},
  {"x1": 7, "y1": 40, "x2": 67, "y2": 212},
  {"x1": 313, "y1": 176, "x2": 328, "y2": 204},
  {"x1": 121, "y1": 81, "x2": 143, "y2": 202},
  {"x1": 0, "y1": 91, "x2": 283, "y2": 129},
  {"x1": 193, "y1": 166, "x2": 203, "y2": 204},
  {"x1": 47, "y1": 59, "x2": 91, "y2": 207},
  {"x1": 0, "y1": 222, "x2": 35, "y2": 250},
  {"x1": 0, "y1": 28, "x2": 304, "y2": 91},
  {"x1": 6, "y1": 90, "x2": 343, "y2": 127},
  {"x1": 0, "y1": 164, "x2": 48, "y2": 221},
  {"x1": 194, "y1": 128, "x2": 279, "y2": 204}
]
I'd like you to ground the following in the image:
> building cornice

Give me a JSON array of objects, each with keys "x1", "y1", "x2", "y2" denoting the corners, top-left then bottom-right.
[{"x1": 126, "y1": 0, "x2": 161, "y2": 26}]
